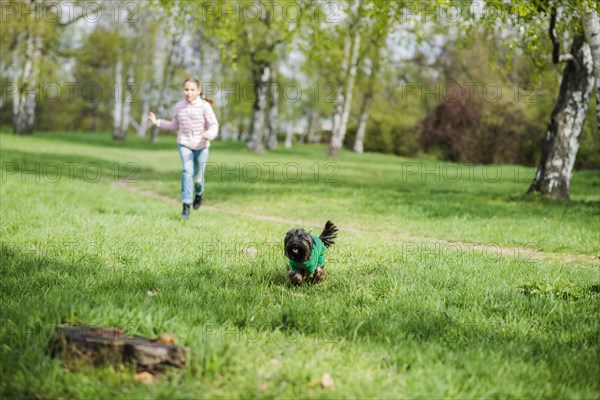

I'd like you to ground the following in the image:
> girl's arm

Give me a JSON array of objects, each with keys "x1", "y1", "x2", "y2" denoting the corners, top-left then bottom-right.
[
  {"x1": 148, "y1": 107, "x2": 179, "y2": 132},
  {"x1": 202, "y1": 103, "x2": 219, "y2": 140}
]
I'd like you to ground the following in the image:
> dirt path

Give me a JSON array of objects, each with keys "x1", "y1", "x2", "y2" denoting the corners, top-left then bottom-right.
[{"x1": 113, "y1": 181, "x2": 599, "y2": 266}]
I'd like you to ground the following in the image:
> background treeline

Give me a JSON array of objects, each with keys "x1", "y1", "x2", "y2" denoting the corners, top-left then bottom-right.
[{"x1": 0, "y1": 0, "x2": 598, "y2": 169}]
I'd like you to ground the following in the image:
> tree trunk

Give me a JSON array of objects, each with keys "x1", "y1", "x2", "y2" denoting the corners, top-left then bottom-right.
[
  {"x1": 284, "y1": 123, "x2": 293, "y2": 148},
  {"x1": 329, "y1": 32, "x2": 361, "y2": 156},
  {"x1": 91, "y1": 101, "x2": 98, "y2": 132},
  {"x1": 52, "y1": 325, "x2": 186, "y2": 371},
  {"x1": 150, "y1": 35, "x2": 179, "y2": 143},
  {"x1": 12, "y1": 48, "x2": 19, "y2": 126},
  {"x1": 580, "y1": 4, "x2": 600, "y2": 130},
  {"x1": 247, "y1": 63, "x2": 270, "y2": 153},
  {"x1": 527, "y1": 36, "x2": 594, "y2": 199},
  {"x1": 354, "y1": 48, "x2": 381, "y2": 154},
  {"x1": 353, "y1": 95, "x2": 372, "y2": 154},
  {"x1": 267, "y1": 69, "x2": 279, "y2": 150},
  {"x1": 14, "y1": 30, "x2": 40, "y2": 135},
  {"x1": 119, "y1": 62, "x2": 135, "y2": 138},
  {"x1": 305, "y1": 109, "x2": 318, "y2": 143},
  {"x1": 113, "y1": 58, "x2": 124, "y2": 140},
  {"x1": 328, "y1": 35, "x2": 351, "y2": 156},
  {"x1": 137, "y1": 83, "x2": 151, "y2": 137}
]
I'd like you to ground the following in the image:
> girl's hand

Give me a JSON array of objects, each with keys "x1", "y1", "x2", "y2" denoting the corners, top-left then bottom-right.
[{"x1": 148, "y1": 112, "x2": 157, "y2": 125}]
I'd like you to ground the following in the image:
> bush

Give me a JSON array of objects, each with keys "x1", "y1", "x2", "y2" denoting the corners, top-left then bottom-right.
[{"x1": 419, "y1": 86, "x2": 549, "y2": 166}]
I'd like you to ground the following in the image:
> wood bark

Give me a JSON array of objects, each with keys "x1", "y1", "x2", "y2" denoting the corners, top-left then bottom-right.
[
  {"x1": 51, "y1": 325, "x2": 186, "y2": 371},
  {"x1": 528, "y1": 36, "x2": 594, "y2": 199}
]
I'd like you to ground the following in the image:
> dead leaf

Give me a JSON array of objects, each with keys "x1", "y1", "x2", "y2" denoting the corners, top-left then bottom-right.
[
  {"x1": 134, "y1": 371, "x2": 154, "y2": 384},
  {"x1": 243, "y1": 247, "x2": 258, "y2": 257},
  {"x1": 154, "y1": 333, "x2": 176, "y2": 345},
  {"x1": 308, "y1": 373, "x2": 335, "y2": 389},
  {"x1": 147, "y1": 289, "x2": 160, "y2": 297},
  {"x1": 320, "y1": 373, "x2": 335, "y2": 389}
]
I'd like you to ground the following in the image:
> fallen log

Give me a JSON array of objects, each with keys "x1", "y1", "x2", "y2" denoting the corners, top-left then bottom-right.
[{"x1": 51, "y1": 325, "x2": 186, "y2": 370}]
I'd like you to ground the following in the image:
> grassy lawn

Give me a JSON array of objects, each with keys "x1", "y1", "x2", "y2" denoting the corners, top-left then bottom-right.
[{"x1": 1, "y1": 131, "x2": 599, "y2": 398}]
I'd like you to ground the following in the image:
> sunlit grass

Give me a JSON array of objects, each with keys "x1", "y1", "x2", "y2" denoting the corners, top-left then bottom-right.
[{"x1": 1, "y1": 131, "x2": 599, "y2": 398}]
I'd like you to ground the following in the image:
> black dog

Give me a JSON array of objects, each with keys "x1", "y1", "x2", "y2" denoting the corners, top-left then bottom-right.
[{"x1": 284, "y1": 220, "x2": 338, "y2": 285}]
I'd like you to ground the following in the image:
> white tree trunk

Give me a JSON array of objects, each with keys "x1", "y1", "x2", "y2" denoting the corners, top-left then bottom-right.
[
  {"x1": 328, "y1": 35, "x2": 351, "y2": 155},
  {"x1": 337, "y1": 33, "x2": 361, "y2": 141},
  {"x1": 305, "y1": 109, "x2": 318, "y2": 143},
  {"x1": 247, "y1": 63, "x2": 270, "y2": 153},
  {"x1": 329, "y1": 32, "x2": 361, "y2": 155},
  {"x1": 353, "y1": 96, "x2": 372, "y2": 154},
  {"x1": 137, "y1": 83, "x2": 150, "y2": 137},
  {"x1": 284, "y1": 125, "x2": 293, "y2": 149},
  {"x1": 267, "y1": 69, "x2": 279, "y2": 150},
  {"x1": 14, "y1": 30, "x2": 40, "y2": 135},
  {"x1": 119, "y1": 62, "x2": 135, "y2": 138},
  {"x1": 354, "y1": 46, "x2": 381, "y2": 154},
  {"x1": 580, "y1": 3, "x2": 600, "y2": 130},
  {"x1": 528, "y1": 36, "x2": 594, "y2": 199},
  {"x1": 113, "y1": 58, "x2": 123, "y2": 139},
  {"x1": 12, "y1": 48, "x2": 19, "y2": 120}
]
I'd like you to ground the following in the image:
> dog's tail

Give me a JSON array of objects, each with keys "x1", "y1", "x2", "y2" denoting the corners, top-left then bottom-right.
[{"x1": 319, "y1": 220, "x2": 338, "y2": 248}]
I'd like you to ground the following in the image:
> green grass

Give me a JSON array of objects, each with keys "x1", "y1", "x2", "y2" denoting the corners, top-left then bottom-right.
[{"x1": 1, "y1": 131, "x2": 599, "y2": 398}]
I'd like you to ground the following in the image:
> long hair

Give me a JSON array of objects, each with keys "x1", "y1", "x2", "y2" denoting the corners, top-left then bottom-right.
[{"x1": 183, "y1": 77, "x2": 215, "y2": 105}]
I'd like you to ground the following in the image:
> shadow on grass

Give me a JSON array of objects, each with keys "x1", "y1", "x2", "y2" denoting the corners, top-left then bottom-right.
[{"x1": 3, "y1": 145, "x2": 599, "y2": 226}]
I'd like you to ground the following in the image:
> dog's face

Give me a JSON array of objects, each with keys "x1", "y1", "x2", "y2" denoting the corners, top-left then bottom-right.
[{"x1": 284, "y1": 228, "x2": 313, "y2": 264}]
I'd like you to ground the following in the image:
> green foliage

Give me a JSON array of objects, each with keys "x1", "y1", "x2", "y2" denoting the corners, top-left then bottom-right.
[{"x1": 518, "y1": 279, "x2": 600, "y2": 300}]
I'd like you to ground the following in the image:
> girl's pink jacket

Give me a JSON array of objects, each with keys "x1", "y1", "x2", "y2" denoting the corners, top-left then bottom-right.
[{"x1": 157, "y1": 97, "x2": 219, "y2": 150}]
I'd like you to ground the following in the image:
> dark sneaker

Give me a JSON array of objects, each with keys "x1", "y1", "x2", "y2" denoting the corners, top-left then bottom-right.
[
  {"x1": 193, "y1": 194, "x2": 203, "y2": 209},
  {"x1": 182, "y1": 203, "x2": 191, "y2": 219}
]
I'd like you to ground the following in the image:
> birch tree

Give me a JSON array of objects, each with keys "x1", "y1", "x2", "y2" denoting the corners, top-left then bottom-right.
[
  {"x1": 328, "y1": 0, "x2": 363, "y2": 156},
  {"x1": 267, "y1": 68, "x2": 279, "y2": 150},
  {"x1": 473, "y1": 0, "x2": 599, "y2": 199},
  {"x1": 3, "y1": 0, "x2": 87, "y2": 134},
  {"x1": 526, "y1": 2, "x2": 597, "y2": 198}
]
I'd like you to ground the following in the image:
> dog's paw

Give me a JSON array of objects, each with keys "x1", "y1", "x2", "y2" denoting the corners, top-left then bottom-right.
[
  {"x1": 291, "y1": 273, "x2": 303, "y2": 285},
  {"x1": 288, "y1": 270, "x2": 303, "y2": 285},
  {"x1": 315, "y1": 267, "x2": 327, "y2": 281}
]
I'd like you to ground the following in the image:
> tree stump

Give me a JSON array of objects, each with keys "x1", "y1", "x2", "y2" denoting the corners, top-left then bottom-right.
[{"x1": 51, "y1": 326, "x2": 186, "y2": 371}]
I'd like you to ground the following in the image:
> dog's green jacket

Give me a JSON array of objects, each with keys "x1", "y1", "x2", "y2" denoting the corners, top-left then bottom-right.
[{"x1": 289, "y1": 234, "x2": 326, "y2": 274}]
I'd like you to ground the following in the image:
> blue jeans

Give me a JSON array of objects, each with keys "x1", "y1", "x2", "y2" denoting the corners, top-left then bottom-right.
[{"x1": 178, "y1": 144, "x2": 209, "y2": 204}]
